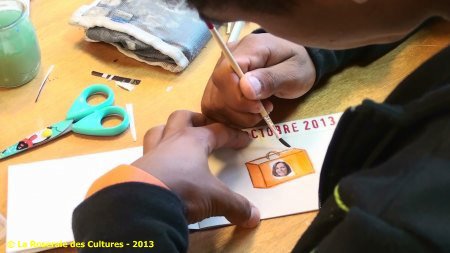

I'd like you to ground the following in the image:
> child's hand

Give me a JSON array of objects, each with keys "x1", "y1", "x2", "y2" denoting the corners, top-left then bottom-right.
[
  {"x1": 202, "y1": 33, "x2": 316, "y2": 127},
  {"x1": 132, "y1": 110, "x2": 260, "y2": 227}
]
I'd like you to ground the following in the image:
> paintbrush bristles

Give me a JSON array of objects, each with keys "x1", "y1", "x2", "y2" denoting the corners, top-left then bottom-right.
[{"x1": 261, "y1": 112, "x2": 281, "y2": 139}]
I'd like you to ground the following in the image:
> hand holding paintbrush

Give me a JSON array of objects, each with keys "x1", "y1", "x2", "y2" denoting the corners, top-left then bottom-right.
[{"x1": 205, "y1": 22, "x2": 291, "y2": 148}]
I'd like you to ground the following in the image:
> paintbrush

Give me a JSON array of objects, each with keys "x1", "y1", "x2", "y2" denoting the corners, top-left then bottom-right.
[{"x1": 206, "y1": 22, "x2": 291, "y2": 148}]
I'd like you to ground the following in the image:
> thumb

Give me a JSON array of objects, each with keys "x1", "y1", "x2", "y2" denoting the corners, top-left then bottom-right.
[
  {"x1": 214, "y1": 187, "x2": 261, "y2": 228},
  {"x1": 240, "y1": 67, "x2": 283, "y2": 100},
  {"x1": 240, "y1": 63, "x2": 303, "y2": 100}
]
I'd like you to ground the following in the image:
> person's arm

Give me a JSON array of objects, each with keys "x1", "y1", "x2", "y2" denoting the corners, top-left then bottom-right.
[
  {"x1": 199, "y1": 30, "x2": 408, "y2": 127},
  {"x1": 72, "y1": 182, "x2": 188, "y2": 252},
  {"x1": 72, "y1": 111, "x2": 261, "y2": 252},
  {"x1": 72, "y1": 165, "x2": 188, "y2": 252},
  {"x1": 305, "y1": 18, "x2": 439, "y2": 85},
  {"x1": 305, "y1": 43, "x2": 403, "y2": 85}
]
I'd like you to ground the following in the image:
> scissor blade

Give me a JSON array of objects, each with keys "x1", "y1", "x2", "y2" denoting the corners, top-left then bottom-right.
[{"x1": 0, "y1": 120, "x2": 73, "y2": 160}]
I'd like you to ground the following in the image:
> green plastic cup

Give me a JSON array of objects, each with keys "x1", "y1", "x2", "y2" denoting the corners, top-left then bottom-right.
[{"x1": 0, "y1": 0, "x2": 40, "y2": 88}]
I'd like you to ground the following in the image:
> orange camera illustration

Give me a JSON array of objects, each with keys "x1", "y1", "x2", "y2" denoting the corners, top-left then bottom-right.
[{"x1": 245, "y1": 148, "x2": 315, "y2": 188}]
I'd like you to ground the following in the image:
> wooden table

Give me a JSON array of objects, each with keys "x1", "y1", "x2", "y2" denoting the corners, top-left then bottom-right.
[{"x1": 1, "y1": 1, "x2": 449, "y2": 252}]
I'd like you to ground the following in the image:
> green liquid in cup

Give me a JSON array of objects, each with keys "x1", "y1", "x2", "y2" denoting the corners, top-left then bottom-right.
[{"x1": 0, "y1": 8, "x2": 41, "y2": 87}]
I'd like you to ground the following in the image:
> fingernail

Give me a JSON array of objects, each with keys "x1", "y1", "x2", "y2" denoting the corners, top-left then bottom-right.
[
  {"x1": 246, "y1": 76, "x2": 262, "y2": 98},
  {"x1": 266, "y1": 103, "x2": 273, "y2": 114},
  {"x1": 244, "y1": 205, "x2": 261, "y2": 228}
]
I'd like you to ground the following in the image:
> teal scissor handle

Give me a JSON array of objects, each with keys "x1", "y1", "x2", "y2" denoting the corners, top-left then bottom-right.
[
  {"x1": 72, "y1": 106, "x2": 130, "y2": 136},
  {"x1": 66, "y1": 84, "x2": 115, "y2": 121}
]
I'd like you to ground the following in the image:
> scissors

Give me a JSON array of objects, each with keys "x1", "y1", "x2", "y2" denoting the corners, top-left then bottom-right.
[{"x1": 0, "y1": 84, "x2": 129, "y2": 160}]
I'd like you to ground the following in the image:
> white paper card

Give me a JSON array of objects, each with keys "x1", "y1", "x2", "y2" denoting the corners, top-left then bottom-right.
[{"x1": 6, "y1": 147, "x2": 142, "y2": 253}]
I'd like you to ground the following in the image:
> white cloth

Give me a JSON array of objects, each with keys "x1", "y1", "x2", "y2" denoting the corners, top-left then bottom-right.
[{"x1": 70, "y1": 0, "x2": 210, "y2": 72}]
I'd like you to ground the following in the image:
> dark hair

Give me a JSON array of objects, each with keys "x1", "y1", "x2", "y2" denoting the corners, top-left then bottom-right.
[
  {"x1": 184, "y1": 0, "x2": 296, "y2": 15},
  {"x1": 272, "y1": 161, "x2": 292, "y2": 177}
]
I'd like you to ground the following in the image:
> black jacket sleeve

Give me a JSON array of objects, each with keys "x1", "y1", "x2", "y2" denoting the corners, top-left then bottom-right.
[
  {"x1": 252, "y1": 28, "x2": 406, "y2": 85},
  {"x1": 304, "y1": 18, "x2": 440, "y2": 85},
  {"x1": 72, "y1": 182, "x2": 188, "y2": 252},
  {"x1": 305, "y1": 43, "x2": 403, "y2": 85}
]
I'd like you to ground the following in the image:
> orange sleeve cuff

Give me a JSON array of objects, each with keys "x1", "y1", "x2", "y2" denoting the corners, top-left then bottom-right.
[{"x1": 86, "y1": 164, "x2": 170, "y2": 198}]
